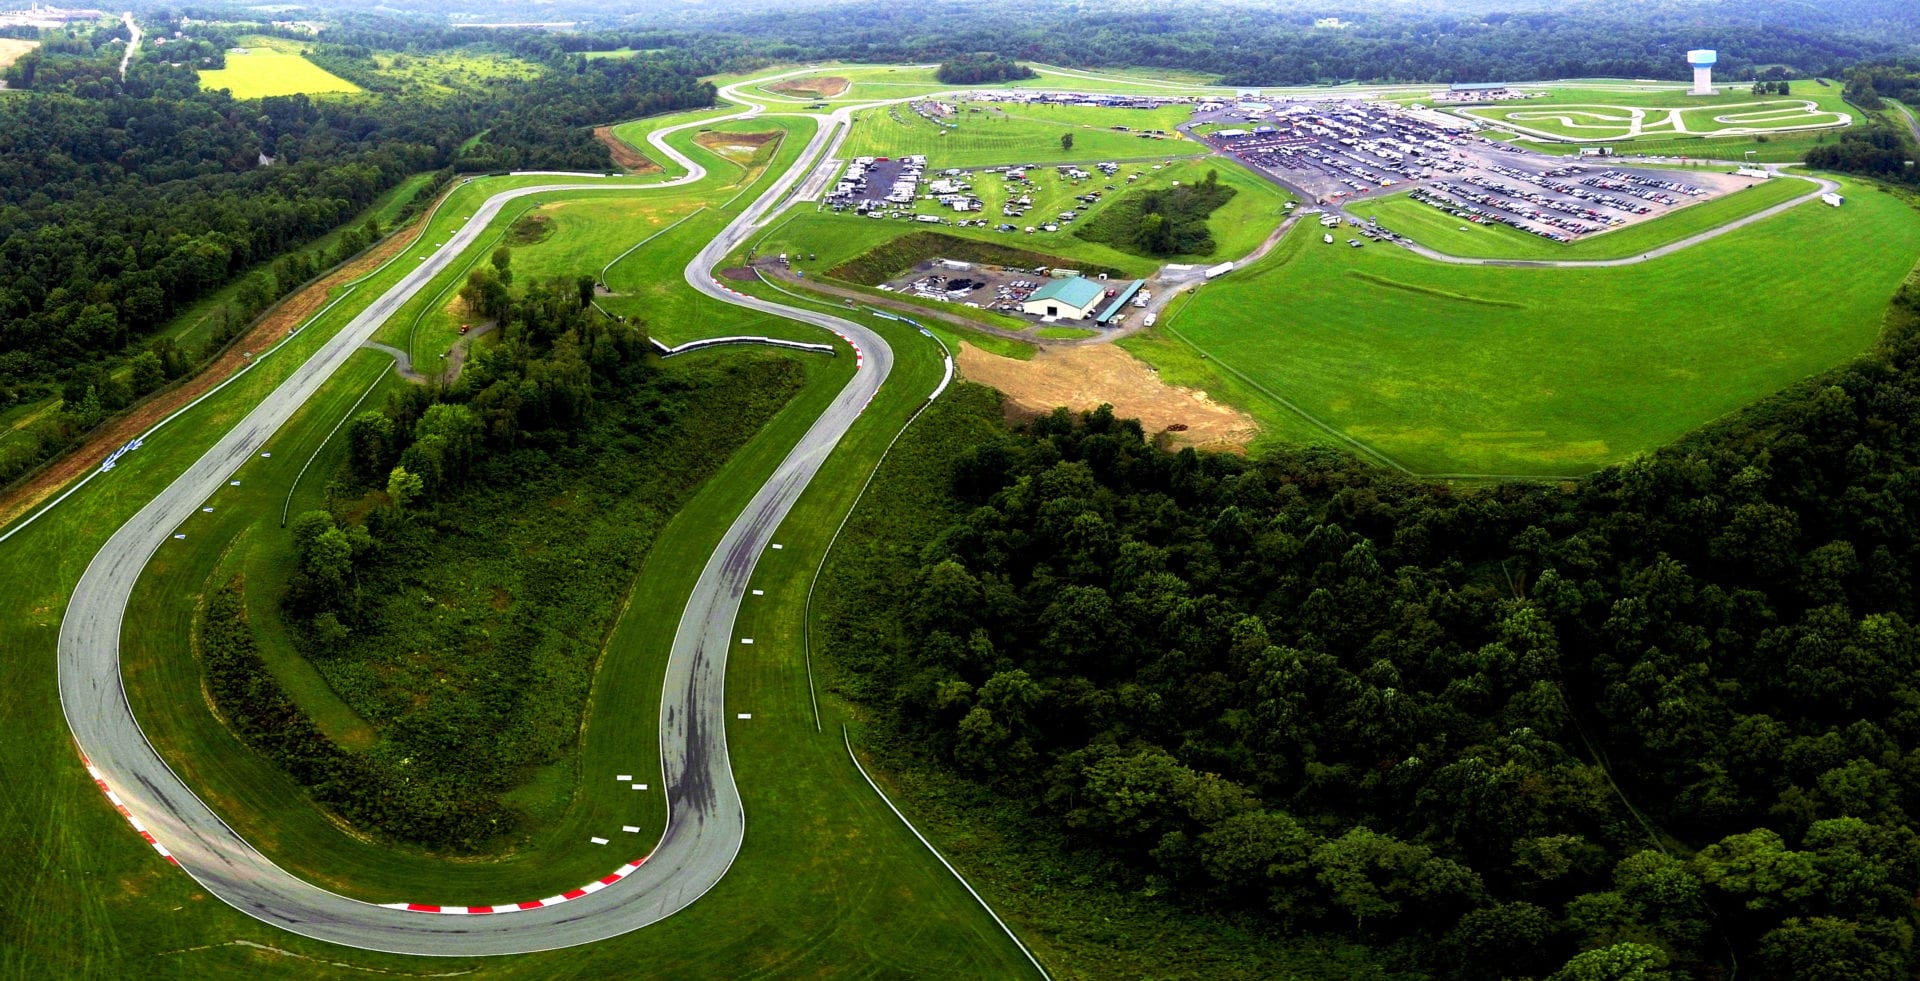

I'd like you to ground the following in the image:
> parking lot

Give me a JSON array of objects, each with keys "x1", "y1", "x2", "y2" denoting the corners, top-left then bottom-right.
[{"x1": 1190, "y1": 98, "x2": 1756, "y2": 243}]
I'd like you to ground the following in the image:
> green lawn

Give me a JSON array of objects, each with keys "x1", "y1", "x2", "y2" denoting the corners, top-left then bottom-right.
[
  {"x1": 198, "y1": 41, "x2": 361, "y2": 99},
  {"x1": 1365, "y1": 173, "x2": 1810, "y2": 260},
  {"x1": 1151, "y1": 176, "x2": 1920, "y2": 476},
  {"x1": 1457, "y1": 84, "x2": 1854, "y2": 144},
  {"x1": 842, "y1": 99, "x2": 1209, "y2": 168}
]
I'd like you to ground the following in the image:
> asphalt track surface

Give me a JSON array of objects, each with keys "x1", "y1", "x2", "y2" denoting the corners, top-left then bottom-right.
[{"x1": 56, "y1": 74, "x2": 898, "y2": 955}]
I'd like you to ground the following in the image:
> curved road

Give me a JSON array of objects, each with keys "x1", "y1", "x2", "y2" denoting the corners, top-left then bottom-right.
[{"x1": 57, "y1": 76, "x2": 899, "y2": 955}]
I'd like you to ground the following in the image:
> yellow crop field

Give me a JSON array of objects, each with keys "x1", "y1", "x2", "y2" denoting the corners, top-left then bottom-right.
[{"x1": 197, "y1": 46, "x2": 360, "y2": 99}]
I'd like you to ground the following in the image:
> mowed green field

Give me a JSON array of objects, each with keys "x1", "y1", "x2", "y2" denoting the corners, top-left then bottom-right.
[
  {"x1": 841, "y1": 100, "x2": 1209, "y2": 168},
  {"x1": 1157, "y1": 177, "x2": 1920, "y2": 475},
  {"x1": 1366, "y1": 173, "x2": 1809, "y2": 260},
  {"x1": 1458, "y1": 84, "x2": 1853, "y2": 143},
  {"x1": 199, "y1": 45, "x2": 361, "y2": 99}
]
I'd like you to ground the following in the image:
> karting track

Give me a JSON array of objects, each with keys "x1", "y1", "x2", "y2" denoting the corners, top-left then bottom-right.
[{"x1": 54, "y1": 74, "x2": 897, "y2": 955}]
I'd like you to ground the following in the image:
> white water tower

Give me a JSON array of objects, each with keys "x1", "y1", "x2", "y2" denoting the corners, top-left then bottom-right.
[{"x1": 1688, "y1": 49, "x2": 1718, "y2": 95}]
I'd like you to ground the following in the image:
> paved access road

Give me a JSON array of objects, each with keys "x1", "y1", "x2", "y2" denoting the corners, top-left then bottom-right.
[{"x1": 56, "y1": 74, "x2": 899, "y2": 955}]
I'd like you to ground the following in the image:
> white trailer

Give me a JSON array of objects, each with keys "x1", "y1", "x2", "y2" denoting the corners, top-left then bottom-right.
[
  {"x1": 1204, "y1": 262, "x2": 1235, "y2": 280},
  {"x1": 1822, "y1": 192, "x2": 1844, "y2": 208}
]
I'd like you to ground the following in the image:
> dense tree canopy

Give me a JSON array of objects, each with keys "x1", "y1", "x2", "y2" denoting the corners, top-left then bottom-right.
[{"x1": 821, "y1": 256, "x2": 1920, "y2": 976}]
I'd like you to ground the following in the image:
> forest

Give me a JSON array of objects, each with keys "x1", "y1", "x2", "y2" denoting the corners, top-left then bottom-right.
[
  {"x1": 1076, "y1": 169, "x2": 1236, "y2": 258},
  {"x1": 934, "y1": 53, "x2": 1036, "y2": 86},
  {"x1": 699, "y1": 0, "x2": 1920, "y2": 87},
  {"x1": 818, "y1": 214, "x2": 1920, "y2": 977}
]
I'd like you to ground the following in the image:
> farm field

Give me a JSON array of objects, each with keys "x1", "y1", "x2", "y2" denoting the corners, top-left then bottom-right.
[
  {"x1": 198, "y1": 39, "x2": 361, "y2": 99},
  {"x1": 1366, "y1": 172, "x2": 1810, "y2": 260},
  {"x1": 842, "y1": 99, "x2": 1208, "y2": 168},
  {"x1": 0, "y1": 37, "x2": 36, "y2": 71},
  {"x1": 1153, "y1": 176, "x2": 1920, "y2": 475}
]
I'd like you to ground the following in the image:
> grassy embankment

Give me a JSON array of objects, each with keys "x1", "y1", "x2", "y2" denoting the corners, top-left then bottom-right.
[{"x1": 1133, "y1": 175, "x2": 1920, "y2": 476}]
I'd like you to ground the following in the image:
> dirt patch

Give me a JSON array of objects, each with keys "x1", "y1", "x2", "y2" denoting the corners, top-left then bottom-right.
[
  {"x1": 768, "y1": 75, "x2": 849, "y2": 99},
  {"x1": 0, "y1": 205, "x2": 435, "y2": 530},
  {"x1": 594, "y1": 125, "x2": 659, "y2": 174},
  {"x1": 505, "y1": 211, "x2": 553, "y2": 246},
  {"x1": 957, "y1": 342, "x2": 1258, "y2": 452},
  {"x1": 695, "y1": 129, "x2": 779, "y2": 162},
  {"x1": 719, "y1": 266, "x2": 759, "y2": 282}
]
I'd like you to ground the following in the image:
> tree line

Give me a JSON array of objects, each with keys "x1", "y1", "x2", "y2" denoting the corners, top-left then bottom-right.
[{"x1": 819, "y1": 230, "x2": 1920, "y2": 977}]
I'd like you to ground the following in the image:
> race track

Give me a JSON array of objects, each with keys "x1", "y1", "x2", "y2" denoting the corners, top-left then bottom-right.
[{"x1": 55, "y1": 75, "x2": 897, "y2": 955}]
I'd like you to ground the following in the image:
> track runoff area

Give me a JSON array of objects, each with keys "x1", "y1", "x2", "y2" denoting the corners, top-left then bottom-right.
[{"x1": 35, "y1": 64, "x2": 1872, "y2": 966}]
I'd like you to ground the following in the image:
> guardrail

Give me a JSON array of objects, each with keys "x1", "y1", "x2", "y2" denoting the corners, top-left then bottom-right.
[{"x1": 649, "y1": 335, "x2": 837, "y2": 357}]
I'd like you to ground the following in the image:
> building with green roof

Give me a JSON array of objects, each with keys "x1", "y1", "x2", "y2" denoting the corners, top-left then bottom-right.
[{"x1": 1020, "y1": 276, "x2": 1107, "y2": 320}]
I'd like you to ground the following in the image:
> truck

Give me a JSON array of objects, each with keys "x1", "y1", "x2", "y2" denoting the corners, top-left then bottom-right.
[{"x1": 1204, "y1": 262, "x2": 1235, "y2": 280}]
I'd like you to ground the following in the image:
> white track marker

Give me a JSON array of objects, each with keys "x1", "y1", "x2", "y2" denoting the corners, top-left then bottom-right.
[
  {"x1": 590, "y1": 837, "x2": 608, "y2": 845},
  {"x1": 259, "y1": 452, "x2": 271, "y2": 458},
  {"x1": 741, "y1": 638, "x2": 754, "y2": 645},
  {"x1": 770, "y1": 543, "x2": 783, "y2": 550},
  {"x1": 616, "y1": 774, "x2": 632, "y2": 781},
  {"x1": 631, "y1": 783, "x2": 647, "y2": 790},
  {"x1": 623, "y1": 826, "x2": 640, "y2": 833},
  {"x1": 201, "y1": 507, "x2": 213, "y2": 513},
  {"x1": 172, "y1": 534, "x2": 185, "y2": 540},
  {"x1": 229, "y1": 481, "x2": 240, "y2": 486},
  {"x1": 737, "y1": 713, "x2": 752, "y2": 720}
]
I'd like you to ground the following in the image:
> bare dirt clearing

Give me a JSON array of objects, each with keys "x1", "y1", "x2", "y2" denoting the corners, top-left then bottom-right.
[
  {"x1": 768, "y1": 75, "x2": 849, "y2": 99},
  {"x1": 593, "y1": 125, "x2": 659, "y2": 173},
  {"x1": 695, "y1": 129, "x2": 778, "y2": 164},
  {"x1": 957, "y1": 341, "x2": 1258, "y2": 451}
]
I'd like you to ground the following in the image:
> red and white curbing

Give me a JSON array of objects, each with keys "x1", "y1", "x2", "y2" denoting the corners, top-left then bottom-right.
[
  {"x1": 81, "y1": 753, "x2": 177, "y2": 866},
  {"x1": 84, "y1": 747, "x2": 654, "y2": 914},
  {"x1": 377, "y1": 854, "x2": 654, "y2": 915}
]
